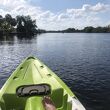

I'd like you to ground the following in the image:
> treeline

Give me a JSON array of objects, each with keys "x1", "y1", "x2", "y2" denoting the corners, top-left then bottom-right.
[
  {"x1": 0, "y1": 14, "x2": 46, "y2": 36},
  {"x1": 62, "y1": 26, "x2": 110, "y2": 33},
  {"x1": 0, "y1": 14, "x2": 110, "y2": 35}
]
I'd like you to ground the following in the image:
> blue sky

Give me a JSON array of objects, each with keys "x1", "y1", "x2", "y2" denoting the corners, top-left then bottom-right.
[
  {"x1": 30, "y1": 0, "x2": 110, "y2": 12},
  {"x1": 0, "y1": 0, "x2": 110, "y2": 30}
]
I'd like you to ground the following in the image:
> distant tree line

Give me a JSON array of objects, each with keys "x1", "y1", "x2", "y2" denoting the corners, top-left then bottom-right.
[
  {"x1": 0, "y1": 14, "x2": 110, "y2": 35},
  {"x1": 61, "y1": 26, "x2": 110, "y2": 33},
  {"x1": 0, "y1": 14, "x2": 46, "y2": 36}
]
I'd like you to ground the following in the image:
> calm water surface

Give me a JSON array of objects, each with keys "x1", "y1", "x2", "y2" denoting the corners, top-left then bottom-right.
[{"x1": 0, "y1": 33, "x2": 110, "y2": 110}]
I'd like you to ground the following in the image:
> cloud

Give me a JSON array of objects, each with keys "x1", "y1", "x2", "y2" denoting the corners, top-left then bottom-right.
[
  {"x1": 67, "y1": 2, "x2": 109, "y2": 17},
  {"x1": 91, "y1": 3, "x2": 110, "y2": 12},
  {"x1": 0, "y1": 0, "x2": 110, "y2": 30}
]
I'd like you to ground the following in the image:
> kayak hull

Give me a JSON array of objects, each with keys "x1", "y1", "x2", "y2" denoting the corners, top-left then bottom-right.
[{"x1": 0, "y1": 57, "x2": 86, "y2": 110}]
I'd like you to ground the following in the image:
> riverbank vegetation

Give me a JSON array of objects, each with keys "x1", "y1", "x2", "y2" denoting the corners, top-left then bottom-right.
[
  {"x1": 47, "y1": 26, "x2": 110, "y2": 33},
  {"x1": 62, "y1": 26, "x2": 110, "y2": 33},
  {"x1": 0, "y1": 14, "x2": 46, "y2": 36},
  {"x1": 0, "y1": 14, "x2": 110, "y2": 36}
]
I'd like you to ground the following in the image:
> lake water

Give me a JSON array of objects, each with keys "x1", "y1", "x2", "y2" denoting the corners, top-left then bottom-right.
[{"x1": 0, "y1": 33, "x2": 110, "y2": 110}]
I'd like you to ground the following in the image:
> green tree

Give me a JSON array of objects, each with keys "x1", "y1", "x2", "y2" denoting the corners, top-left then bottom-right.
[
  {"x1": 62, "y1": 28, "x2": 76, "y2": 33},
  {"x1": 10, "y1": 18, "x2": 17, "y2": 27},
  {"x1": 0, "y1": 14, "x2": 16, "y2": 33},
  {"x1": 5, "y1": 14, "x2": 12, "y2": 24},
  {"x1": 83, "y1": 26, "x2": 94, "y2": 33},
  {"x1": 107, "y1": 25, "x2": 110, "y2": 32},
  {"x1": 0, "y1": 15, "x2": 3, "y2": 29},
  {"x1": 16, "y1": 15, "x2": 37, "y2": 35}
]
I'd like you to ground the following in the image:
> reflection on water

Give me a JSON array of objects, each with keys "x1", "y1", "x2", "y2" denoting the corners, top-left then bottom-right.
[
  {"x1": 0, "y1": 33, "x2": 110, "y2": 110},
  {"x1": 0, "y1": 34, "x2": 38, "y2": 45},
  {"x1": 0, "y1": 35, "x2": 16, "y2": 45}
]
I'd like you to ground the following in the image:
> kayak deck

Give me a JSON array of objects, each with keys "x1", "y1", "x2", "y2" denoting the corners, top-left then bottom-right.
[{"x1": 0, "y1": 57, "x2": 85, "y2": 110}]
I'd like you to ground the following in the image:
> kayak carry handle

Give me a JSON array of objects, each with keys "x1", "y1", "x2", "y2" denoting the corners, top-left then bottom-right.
[
  {"x1": 16, "y1": 83, "x2": 51, "y2": 97},
  {"x1": 29, "y1": 89, "x2": 39, "y2": 95}
]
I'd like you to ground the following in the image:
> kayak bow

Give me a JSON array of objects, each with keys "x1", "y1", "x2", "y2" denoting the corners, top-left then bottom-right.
[{"x1": 0, "y1": 57, "x2": 86, "y2": 110}]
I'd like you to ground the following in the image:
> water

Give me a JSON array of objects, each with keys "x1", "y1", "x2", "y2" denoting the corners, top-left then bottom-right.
[{"x1": 0, "y1": 33, "x2": 110, "y2": 110}]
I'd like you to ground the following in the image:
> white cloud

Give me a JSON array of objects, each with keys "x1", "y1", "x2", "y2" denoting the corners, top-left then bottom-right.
[
  {"x1": 67, "y1": 2, "x2": 109, "y2": 17},
  {"x1": 0, "y1": 0, "x2": 110, "y2": 30},
  {"x1": 91, "y1": 3, "x2": 109, "y2": 12}
]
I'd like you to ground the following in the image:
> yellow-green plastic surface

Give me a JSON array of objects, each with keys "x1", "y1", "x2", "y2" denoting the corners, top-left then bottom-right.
[{"x1": 0, "y1": 57, "x2": 75, "y2": 110}]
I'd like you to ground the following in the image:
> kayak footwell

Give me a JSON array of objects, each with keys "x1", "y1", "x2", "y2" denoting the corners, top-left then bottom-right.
[{"x1": 0, "y1": 57, "x2": 86, "y2": 110}]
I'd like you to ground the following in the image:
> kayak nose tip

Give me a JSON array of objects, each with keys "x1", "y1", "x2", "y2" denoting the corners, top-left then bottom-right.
[{"x1": 27, "y1": 56, "x2": 36, "y2": 60}]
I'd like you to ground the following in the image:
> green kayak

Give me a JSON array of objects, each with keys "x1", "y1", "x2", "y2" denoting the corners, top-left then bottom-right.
[{"x1": 0, "y1": 57, "x2": 86, "y2": 110}]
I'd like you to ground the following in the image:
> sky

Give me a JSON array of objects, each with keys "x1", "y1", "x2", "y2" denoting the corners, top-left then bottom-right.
[{"x1": 0, "y1": 0, "x2": 110, "y2": 30}]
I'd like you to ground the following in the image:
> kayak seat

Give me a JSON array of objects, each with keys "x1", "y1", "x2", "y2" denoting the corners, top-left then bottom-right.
[
  {"x1": 67, "y1": 101, "x2": 72, "y2": 110},
  {"x1": 58, "y1": 94, "x2": 68, "y2": 110},
  {"x1": 2, "y1": 94, "x2": 26, "y2": 110},
  {"x1": 51, "y1": 88, "x2": 64, "y2": 108},
  {"x1": 62, "y1": 94, "x2": 68, "y2": 109},
  {"x1": 25, "y1": 97, "x2": 44, "y2": 110},
  {"x1": 0, "y1": 99, "x2": 6, "y2": 110}
]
